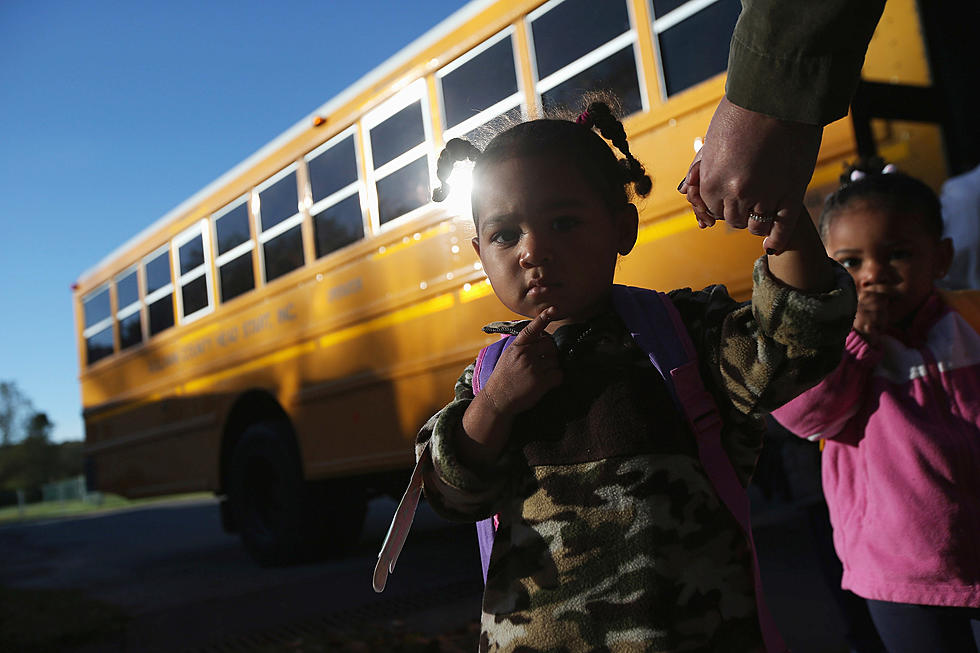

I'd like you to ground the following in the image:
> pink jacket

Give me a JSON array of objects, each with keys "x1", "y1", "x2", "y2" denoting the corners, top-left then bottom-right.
[{"x1": 772, "y1": 292, "x2": 980, "y2": 608}]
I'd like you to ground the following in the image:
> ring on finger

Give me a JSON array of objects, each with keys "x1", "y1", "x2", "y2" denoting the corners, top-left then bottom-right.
[{"x1": 748, "y1": 211, "x2": 775, "y2": 224}]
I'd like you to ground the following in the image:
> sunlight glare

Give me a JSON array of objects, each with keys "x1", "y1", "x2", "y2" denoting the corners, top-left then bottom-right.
[{"x1": 445, "y1": 160, "x2": 475, "y2": 222}]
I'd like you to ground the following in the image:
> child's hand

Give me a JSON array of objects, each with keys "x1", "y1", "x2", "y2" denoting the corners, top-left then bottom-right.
[
  {"x1": 854, "y1": 292, "x2": 890, "y2": 342},
  {"x1": 481, "y1": 307, "x2": 563, "y2": 416}
]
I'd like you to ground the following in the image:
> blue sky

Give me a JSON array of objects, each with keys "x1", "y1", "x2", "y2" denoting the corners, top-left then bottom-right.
[{"x1": 0, "y1": 0, "x2": 467, "y2": 443}]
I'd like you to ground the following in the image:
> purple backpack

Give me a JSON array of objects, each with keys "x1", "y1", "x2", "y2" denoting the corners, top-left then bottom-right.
[{"x1": 374, "y1": 284, "x2": 786, "y2": 652}]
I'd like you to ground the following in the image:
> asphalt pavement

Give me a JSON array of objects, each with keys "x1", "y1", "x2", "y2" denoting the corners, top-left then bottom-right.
[{"x1": 0, "y1": 493, "x2": 857, "y2": 652}]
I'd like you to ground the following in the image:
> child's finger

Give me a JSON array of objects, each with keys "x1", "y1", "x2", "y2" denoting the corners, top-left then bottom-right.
[
  {"x1": 762, "y1": 210, "x2": 810, "y2": 254},
  {"x1": 514, "y1": 306, "x2": 555, "y2": 345}
]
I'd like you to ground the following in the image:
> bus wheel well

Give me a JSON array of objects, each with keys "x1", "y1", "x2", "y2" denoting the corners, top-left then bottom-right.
[{"x1": 219, "y1": 389, "x2": 292, "y2": 494}]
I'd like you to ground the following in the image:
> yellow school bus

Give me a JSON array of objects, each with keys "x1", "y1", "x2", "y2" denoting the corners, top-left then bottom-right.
[{"x1": 73, "y1": 0, "x2": 952, "y2": 564}]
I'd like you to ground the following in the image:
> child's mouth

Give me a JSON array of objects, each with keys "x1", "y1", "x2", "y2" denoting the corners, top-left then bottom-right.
[{"x1": 526, "y1": 281, "x2": 558, "y2": 298}]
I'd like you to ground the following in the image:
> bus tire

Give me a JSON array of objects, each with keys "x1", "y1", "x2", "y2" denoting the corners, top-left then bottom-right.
[
  {"x1": 227, "y1": 420, "x2": 314, "y2": 566},
  {"x1": 309, "y1": 479, "x2": 368, "y2": 555}
]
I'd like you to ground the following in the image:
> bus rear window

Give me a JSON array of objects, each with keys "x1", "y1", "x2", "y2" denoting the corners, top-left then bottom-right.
[
  {"x1": 86, "y1": 326, "x2": 114, "y2": 365},
  {"x1": 83, "y1": 285, "x2": 114, "y2": 365},
  {"x1": 115, "y1": 268, "x2": 142, "y2": 351},
  {"x1": 83, "y1": 287, "x2": 111, "y2": 329}
]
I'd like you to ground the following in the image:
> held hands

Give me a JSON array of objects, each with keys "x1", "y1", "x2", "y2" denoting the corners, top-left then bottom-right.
[
  {"x1": 480, "y1": 307, "x2": 562, "y2": 417},
  {"x1": 678, "y1": 97, "x2": 823, "y2": 254}
]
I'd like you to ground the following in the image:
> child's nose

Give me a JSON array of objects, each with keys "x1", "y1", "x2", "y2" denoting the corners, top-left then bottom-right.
[
  {"x1": 859, "y1": 259, "x2": 896, "y2": 285},
  {"x1": 519, "y1": 233, "x2": 552, "y2": 268}
]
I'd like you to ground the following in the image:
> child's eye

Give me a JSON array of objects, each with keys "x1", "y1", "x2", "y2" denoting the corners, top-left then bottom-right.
[
  {"x1": 552, "y1": 216, "x2": 580, "y2": 232},
  {"x1": 890, "y1": 250, "x2": 912, "y2": 261},
  {"x1": 838, "y1": 257, "x2": 861, "y2": 269},
  {"x1": 489, "y1": 228, "x2": 520, "y2": 245}
]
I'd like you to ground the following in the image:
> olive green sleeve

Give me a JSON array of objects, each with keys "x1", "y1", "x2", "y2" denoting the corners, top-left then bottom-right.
[{"x1": 726, "y1": 0, "x2": 886, "y2": 125}]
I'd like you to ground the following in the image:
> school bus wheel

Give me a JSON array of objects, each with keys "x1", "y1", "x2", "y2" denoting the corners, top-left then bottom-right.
[{"x1": 227, "y1": 420, "x2": 322, "y2": 566}]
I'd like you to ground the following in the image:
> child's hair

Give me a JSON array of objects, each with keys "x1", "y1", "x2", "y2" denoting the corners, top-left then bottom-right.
[
  {"x1": 432, "y1": 94, "x2": 652, "y2": 223},
  {"x1": 819, "y1": 157, "x2": 944, "y2": 240}
]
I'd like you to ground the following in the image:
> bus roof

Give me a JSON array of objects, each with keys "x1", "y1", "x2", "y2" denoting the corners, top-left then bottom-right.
[{"x1": 76, "y1": 0, "x2": 494, "y2": 288}]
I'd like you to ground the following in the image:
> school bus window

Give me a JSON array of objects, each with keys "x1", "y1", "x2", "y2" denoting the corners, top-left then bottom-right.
[
  {"x1": 652, "y1": 0, "x2": 740, "y2": 97},
  {"x1": 542, "y1": 46, "x2": 642, "y2": 115},
  {"x1": 315, "y1": 194, "x2": 364, "y2": 258},
  {"x1": 530, "y1": 0, "x2": 643, "y2": 116},
  {"x1": 144, "y1": 247, "x2": 174, "y2": 336},
  {"x1": 365, "y1": 84, "x2": 432, "y2": 227},
  {"x1": 257, "y1": 165, "x2": 305, "y2": 282},
  {"x1": 308, "y1": 133, "x2": 359, "y2": 203},
  {"x1": 174, "y1": 222, "x2": 213, "y2": 322},
  {"x1": 306, "y1": 132, "x2": 366, "y2": 258},
  {"x1": 439, "y1": 31, "x2": 519, "y2": 136},
  {"x1": 377, "y1": 158, "x2": 431, "y2": 226},
  {"x1": 82, "y1": 284, "x2": 113, "y2": 365},
  {"x1": 115, "y1": 267, "x2": 143, "y2": 351},
  {"x1": 213, "y1": 198, "x2": 255, "y2": 303},
  {"x1": 263, "y1": 224, "x2": 304, "y2": 282},
  {"x1": 370, "y1": 102, "x2": 426, "y2": 169}
]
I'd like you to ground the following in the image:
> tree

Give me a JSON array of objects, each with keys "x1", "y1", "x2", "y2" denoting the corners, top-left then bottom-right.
[
  {"x1": 0, "y1": 381, "x2": 34, "y2": 445},
  {"x1": 25, "y1": 412, "x2": 53, "y2": 441}
]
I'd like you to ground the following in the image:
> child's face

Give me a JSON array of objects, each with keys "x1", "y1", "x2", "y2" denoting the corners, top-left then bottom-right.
[
  {"x1": 471, "y1": 154, "x2": 637, "y2": 330},
  {"x1": 825, "y1": 201, "x2": 953, "y2": 327}
]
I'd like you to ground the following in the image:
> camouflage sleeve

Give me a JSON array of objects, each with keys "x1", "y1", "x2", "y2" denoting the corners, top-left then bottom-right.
[
  {"x1": 670, "y1": 255, "x2": 857, "y2": 418},
  {"x1": 414, "y1": 363, "x2": 512, "y2": 522}
]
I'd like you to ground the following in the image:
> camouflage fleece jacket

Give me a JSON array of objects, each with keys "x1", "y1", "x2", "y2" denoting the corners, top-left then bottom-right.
[{"x1": 416, "y1": 257, "x2": 856, "y2": 652}]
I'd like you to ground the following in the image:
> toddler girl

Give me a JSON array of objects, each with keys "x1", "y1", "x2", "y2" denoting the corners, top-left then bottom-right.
[
  {"x1": 772, "y1": 163, "x2": 980, "y2": 653},
  {"x1": 412, "y1": 99, "x2": 856, "y2": 652}
]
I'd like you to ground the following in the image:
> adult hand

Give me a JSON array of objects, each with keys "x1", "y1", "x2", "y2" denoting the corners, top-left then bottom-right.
[{"x1": 679, "y1": 96, "x2": 823, "y2": 254}]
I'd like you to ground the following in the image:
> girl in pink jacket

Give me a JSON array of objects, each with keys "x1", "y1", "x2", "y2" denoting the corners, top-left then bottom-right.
[{"x1": 772, "y1": 163, "x2": 980, "y2": 652}]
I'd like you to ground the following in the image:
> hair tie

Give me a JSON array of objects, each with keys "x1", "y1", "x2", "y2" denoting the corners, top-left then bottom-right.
[
  {"x1": 882, "y1": 163, "x2": 898, "y2": 174},
  {"x1": 849, "y1": 169, "x2": 867, "y2": 182},
  {"x1": 575, "y1": 111, "x2": 593, "y2": 128}
]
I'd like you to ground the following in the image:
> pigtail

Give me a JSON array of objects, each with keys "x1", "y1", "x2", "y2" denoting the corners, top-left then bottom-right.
[
  {"x1": 585, "y1": 101, "x2": 653, "y2": 197},
  {"x1": 821, "y1": 156, "x2": 940, "y2": 239},
  {"x1": 432, "y1": 138, "x2": 482, "y2": 202}
]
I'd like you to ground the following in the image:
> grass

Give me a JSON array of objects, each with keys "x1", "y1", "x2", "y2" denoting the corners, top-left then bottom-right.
[
  {"x1": 0, "y1": 491, "x2": 212, "y2": 525},
  {"x1": 0, "y1": 585, "x2": 129, "y2": 653}
]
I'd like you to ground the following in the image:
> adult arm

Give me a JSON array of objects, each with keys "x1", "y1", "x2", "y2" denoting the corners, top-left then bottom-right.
[{"x1": 681, "y1": 0, "x2": 886, "y2": 253}]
